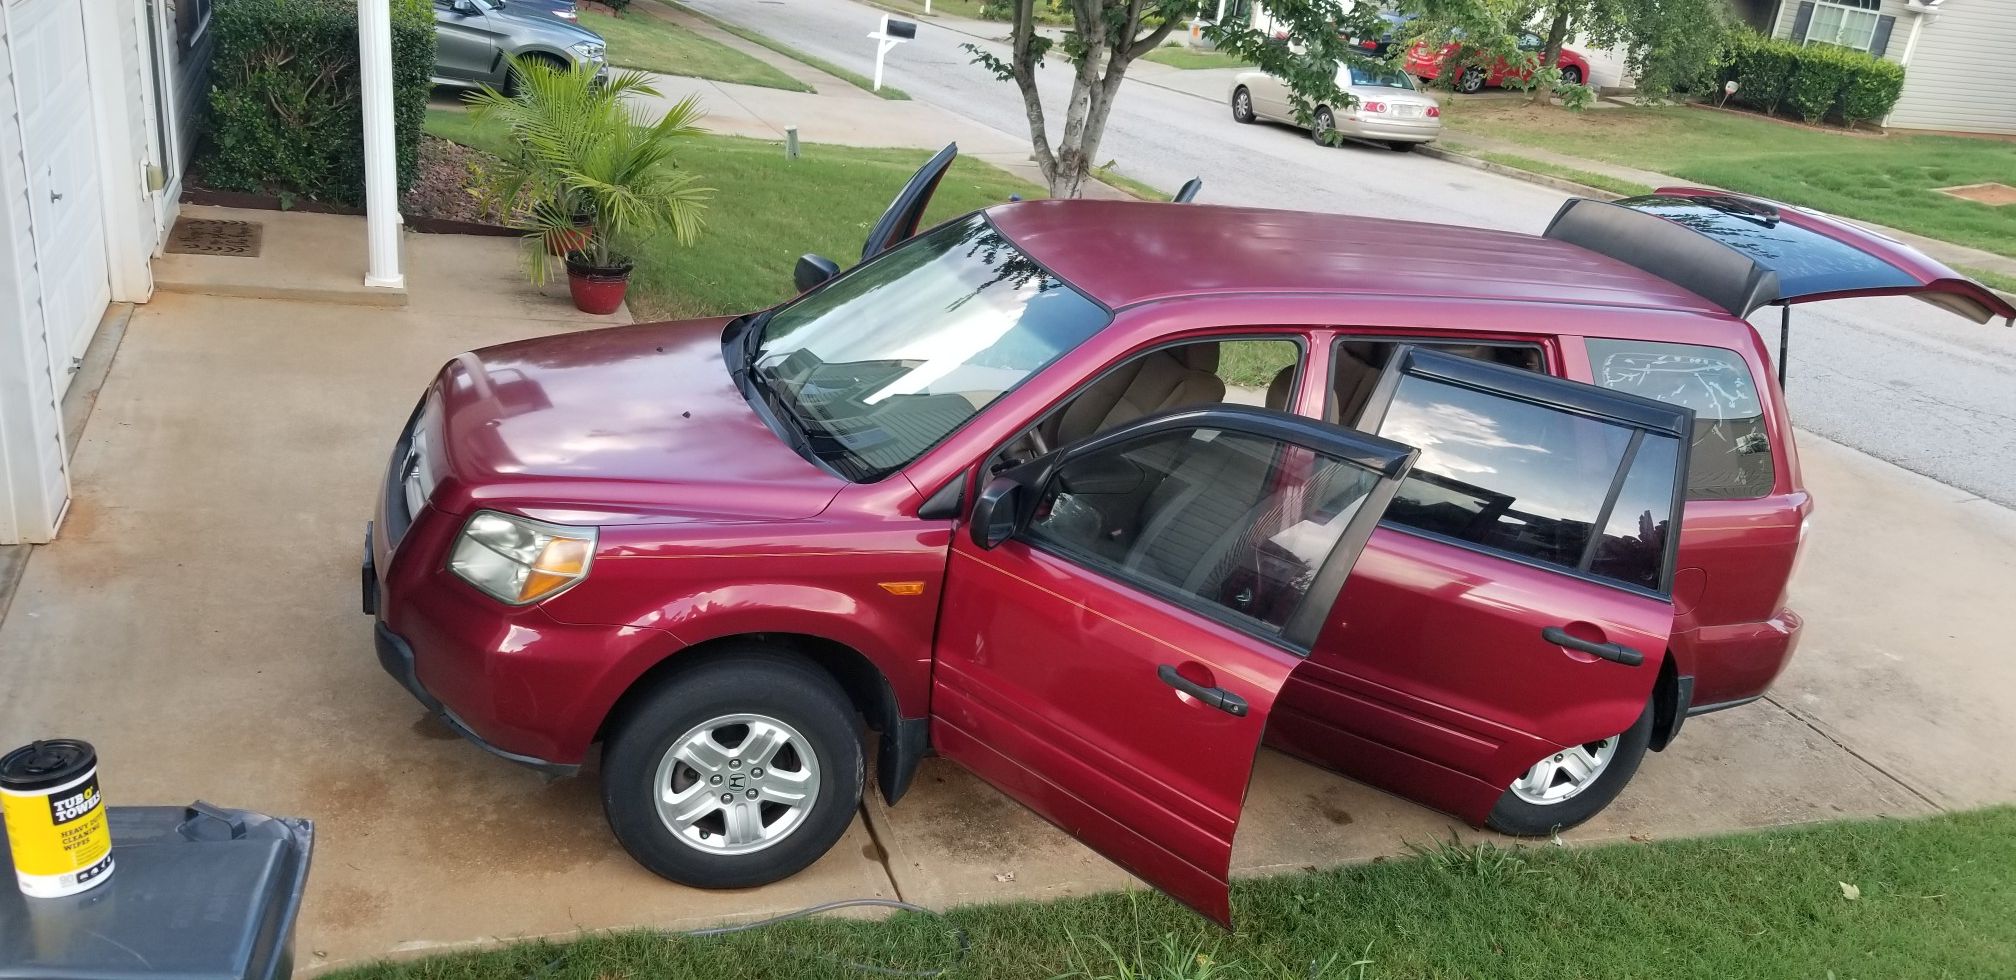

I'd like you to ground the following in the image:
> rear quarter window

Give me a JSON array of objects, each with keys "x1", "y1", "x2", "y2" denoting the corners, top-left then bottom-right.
[{"x1": 1584, "y1": 339, "x2": 1774, "y2": 500}]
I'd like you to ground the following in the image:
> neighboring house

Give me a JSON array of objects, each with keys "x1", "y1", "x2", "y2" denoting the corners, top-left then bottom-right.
[
  {"x1": 0, "y1": 0, "x2": 207, "y2": 545},
  {"x1": 1757, "y1": 0, "x2": 2016, "y2": 134}
]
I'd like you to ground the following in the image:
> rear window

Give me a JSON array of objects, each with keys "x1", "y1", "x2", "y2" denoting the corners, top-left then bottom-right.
[
  {"x1": 1348, "y1": 65, "x2": 1416, "y2": 89},
  {"x1": 1584, "y1": 340, "x2": 1774, "y2": 500}
]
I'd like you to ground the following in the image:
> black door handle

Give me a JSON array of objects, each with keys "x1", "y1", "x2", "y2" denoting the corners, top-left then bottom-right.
[
  {"x1": 1541, "y1": 626, "x2": 1644, "y2": 667},
  {"x1": 1157, "y1": 664, "x2": 1249, "y2": 716}
]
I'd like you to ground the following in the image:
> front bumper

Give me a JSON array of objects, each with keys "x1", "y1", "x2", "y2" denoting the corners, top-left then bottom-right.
[{"x1": 365, "y1": 519, "x2": 581, "y2": 777}]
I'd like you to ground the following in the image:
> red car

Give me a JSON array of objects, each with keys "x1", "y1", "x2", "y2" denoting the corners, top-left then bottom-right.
[
  {"x1": 1406, "y1": 31, "x2": 1592, "y2": 93},
  {"x1": 363, "y1": 147, "x2": 2011, "y2": 924}
]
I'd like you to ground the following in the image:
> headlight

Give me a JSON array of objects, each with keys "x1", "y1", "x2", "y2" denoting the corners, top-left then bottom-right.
[
  {"x1": 449, "y1": 511, "x2": 597, "y2": 605},
  {"x1": 571, "y1": 40, "x2": 605, "y2": 61}
]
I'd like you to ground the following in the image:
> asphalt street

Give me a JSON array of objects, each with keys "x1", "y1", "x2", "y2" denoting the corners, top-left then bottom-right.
[{"x1": 688, "y1": 0, "x2": 2016, "y2": 507}]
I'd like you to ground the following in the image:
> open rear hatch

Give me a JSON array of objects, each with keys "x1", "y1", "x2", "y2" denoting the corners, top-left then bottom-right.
[{"x1": 1544, "y1": 188, "x2": 2016, "y2": 326}]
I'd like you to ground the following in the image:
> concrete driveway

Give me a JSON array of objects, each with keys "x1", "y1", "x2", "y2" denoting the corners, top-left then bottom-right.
[{"x1": 0, "y1": 213, "x2": 2008, "y2": 972}]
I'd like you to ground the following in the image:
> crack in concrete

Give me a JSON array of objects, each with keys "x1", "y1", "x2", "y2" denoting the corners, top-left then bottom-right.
[{"x1": 1763, "y1": 695, "x2": 1944, "y2": 813}]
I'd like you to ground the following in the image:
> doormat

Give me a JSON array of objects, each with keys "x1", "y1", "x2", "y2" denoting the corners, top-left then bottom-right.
[
  {"x1": 165, "y1": 218, "x2": 264, "y2": 257},
  {"x1": 1935, "y1": 183, "x2": 2016, "y2": 207}
]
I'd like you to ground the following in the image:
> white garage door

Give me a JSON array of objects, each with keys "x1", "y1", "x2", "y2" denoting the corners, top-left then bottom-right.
[{"x1": 12, "y1": 0, "x2": 111, "y2": 396}]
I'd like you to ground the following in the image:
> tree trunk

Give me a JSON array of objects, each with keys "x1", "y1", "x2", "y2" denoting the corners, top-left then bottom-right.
[
  {"x1": 1008, "y1": 0, "x2": 1177, "y2": 198},
  {"x1": 1530, "y1": 7, "x2": 1572, "y2": 104}
]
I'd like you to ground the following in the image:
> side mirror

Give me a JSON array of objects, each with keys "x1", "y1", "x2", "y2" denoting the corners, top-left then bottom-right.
[
  {"x1": 968, "y1": 477, "x2": 1026, "y2": 550},
  {"x1": 794, "y1": 254, "x2": 840, "y2": 293},
  {"x1": 452, "y1": 0, "x2": 481, "y2": 13}
]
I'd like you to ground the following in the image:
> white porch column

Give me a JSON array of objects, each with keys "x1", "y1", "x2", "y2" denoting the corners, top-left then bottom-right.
[{"x1": 358, "y1": 0, "x2": 404, "y2": 289}]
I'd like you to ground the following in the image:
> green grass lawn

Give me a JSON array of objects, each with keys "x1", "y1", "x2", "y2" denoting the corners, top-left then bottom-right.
[
  {"x1": 1444, "y1": 100, "x2": 2016, "y2": 260},
  {"x1": 331, "y1": 807, "x2": 2016, "y2": 979},
  {"x1": 1141, "y1": 46, "x2": 1253, "y2": 70},
  {"x1": 425, "y1": 108, "x2": 1037, "y2": 319},
  {"x1": 657, "y1": 1, "x2": 910, "y2": 100},
  {"x1": 578, "y1": 8, "x2": 807, "y2": 92},
  {"x1": 1468, "y1": 149, "x2": 1656, "y2": 198}
]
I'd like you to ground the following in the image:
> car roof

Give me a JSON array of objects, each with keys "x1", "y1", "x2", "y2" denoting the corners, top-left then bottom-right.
[{"x1": 985, "y1": 199, "x2": 1725, "y2": 316}]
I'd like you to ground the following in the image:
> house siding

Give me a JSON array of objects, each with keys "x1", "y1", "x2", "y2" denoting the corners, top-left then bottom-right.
[
  {"x1": 1772, "y1": 0, "x2": 2016, "y2": 135},
  {"x1": 1884, "y1": 2, "x2": 2016, "y2": 134}
]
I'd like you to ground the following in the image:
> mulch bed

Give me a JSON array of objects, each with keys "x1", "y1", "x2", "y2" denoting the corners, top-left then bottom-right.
[{"x1": 180, "y1": 136, "x2": 529, "y2": 236}]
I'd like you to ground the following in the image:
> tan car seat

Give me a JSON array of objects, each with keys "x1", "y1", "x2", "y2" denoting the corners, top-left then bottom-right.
[{"x1": 1046, "y1": 344, "x2": 1226, "y2": 446}]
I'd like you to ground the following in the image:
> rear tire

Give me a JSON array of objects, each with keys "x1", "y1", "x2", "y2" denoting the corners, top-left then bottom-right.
[
  {"x1": 1484, "y1": 697, "x2": 1653, "y2": 837},
  {"x1": 1311, "y1": 106, "x2": 1337, "y2": 146},
  {"x1": 601, "y1": 648, "x2": 864, "y2": 889},
  {"x1": 1456, "y1": 66, "x2": 1488, "y2": 94},
  {"x1": 1560, "y1": 65, "x2": 1584, "y2": 86},
  {"x1": 1232, "y1": 86, "x2": 1257, "y2": 123}
]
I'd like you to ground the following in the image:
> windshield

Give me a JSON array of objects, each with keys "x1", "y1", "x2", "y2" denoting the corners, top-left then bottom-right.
[
  {"x1": 1347, "y1": 65, "x2": 1415, "y2": 89},
  {"x1": 749, "y1": 214, "x2": 1109, "y2": 482}
]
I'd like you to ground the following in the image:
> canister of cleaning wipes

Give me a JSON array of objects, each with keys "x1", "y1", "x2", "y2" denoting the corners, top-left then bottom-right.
[{"x1": 1, "y1": 739, "x2": 114, "y2": 897}]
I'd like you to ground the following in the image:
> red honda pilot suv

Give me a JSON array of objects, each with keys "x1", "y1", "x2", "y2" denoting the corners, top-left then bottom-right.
[{"x1": 362, "y1": 147, "x2": 2012, "y2": 924}]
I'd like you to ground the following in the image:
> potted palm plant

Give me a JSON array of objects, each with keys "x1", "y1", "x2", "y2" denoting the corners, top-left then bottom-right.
[{"x1": 468, "y1": 60, "x2": 709, "y2": 314}]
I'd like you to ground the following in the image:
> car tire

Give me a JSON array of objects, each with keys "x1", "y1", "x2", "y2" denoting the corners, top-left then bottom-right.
[
  {"x1": 1560, "y1": 65, "x2": 1584, "y2": 86},
  {"x1": 1311, "y1": 106, "x2": 1336, "y2": 146},
  {"x1": 601, "y1": 648, "x2": 864, "y2": 889},
  {"x1": 1484, "y1": 697, "x2": 1653, "y2": 837},
  {"x1": 1456, "y1": 66, "x2": 1488, "y2": 94},
  {"x1": 1232, "y1": 86, "x2": 1257, "y2": 124},
  {"x1": 1386, "y1": 140, "x2": 1417, "y2": 152},
  {"x1": 507, "y1": 54, "x2": 568, "y2": 96}
]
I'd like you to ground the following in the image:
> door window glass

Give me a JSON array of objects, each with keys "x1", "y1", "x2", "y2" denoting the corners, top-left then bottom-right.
[
  {"x1": 1589, "y1": 433, "x2": 1682, "y2": 589},
  {"x1": 1026, "y1": 428, "x2": 1381, "y2": 636},
  {"x1": 1377, "y1": 375, "x2": 1631, "y2": 568},
  {"x1": 1584, "y1": 339, "x2": 1773, "y2": 500}
]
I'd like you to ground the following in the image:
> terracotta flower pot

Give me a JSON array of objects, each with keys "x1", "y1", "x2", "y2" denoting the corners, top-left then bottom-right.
[
  {"x1": 565, "y1": 255, "x2": 633, "y2": 315},
  {"x1": 546, "y1": 223, "x2": 593, "y2": 256}
]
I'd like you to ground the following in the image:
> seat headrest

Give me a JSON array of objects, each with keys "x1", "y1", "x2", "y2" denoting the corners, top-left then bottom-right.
[
  {"x1": 1265, "y1": 366, "x2": 1297, "y2": 412},
  {"x1": 1178, "y1": 343, "x2": 1219, "y2": 372}
]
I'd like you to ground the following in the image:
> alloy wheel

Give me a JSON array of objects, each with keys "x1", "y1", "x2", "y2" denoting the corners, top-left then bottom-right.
[
  {"x1": 1312, "y1": 108, "x2": 1335, "y2": 145},
  {"x1": 653, "y1": 712, "x2": 821, "y2": 855},
  {"x1": 1509, "y1": 736, "x2": 1619, "y2": 805}
]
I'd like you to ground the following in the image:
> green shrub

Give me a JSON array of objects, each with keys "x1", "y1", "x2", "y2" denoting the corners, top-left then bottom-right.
[
  {"x1": 601, "y1": 0, "x2": 633, "y2": 11},
  {"x1": 1785, "y1": 44, "x2": 1853, "y2": 121},
  {"x1": 199, "y1": 0, "x2": 436, "y2": 205},
  {"x1": 1717, "y1": 28, "x2": 1905, "y2": 126},
  {"x1": 1840, "y1": 56, "x2": 1905, "y2": 124}
]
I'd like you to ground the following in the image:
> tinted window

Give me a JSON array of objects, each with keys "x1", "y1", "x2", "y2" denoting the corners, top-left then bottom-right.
[
  {"x1": 1589, "y1": 434, "x2": 1681, "y2": 589},
  {"x1": 1585, "y1": 339, "x2": 1773, "y2": 500},
  {"x1": 1026, "y1": 429, "x2": 1382, "y2": 635},
  {"x1": 1377, "y1": 375, "x2": 1631, "y2": 569},
  {"x1": 752, "y1": 215, "x2": 1109, "y2": 482}
]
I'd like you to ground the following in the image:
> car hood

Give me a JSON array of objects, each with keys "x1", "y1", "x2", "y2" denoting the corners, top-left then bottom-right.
[{"x1": 425, "y1": 317, "x2": 847, "y2": 525}]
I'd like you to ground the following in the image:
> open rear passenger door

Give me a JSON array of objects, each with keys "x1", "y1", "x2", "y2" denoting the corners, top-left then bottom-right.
[{"x1": 929, "y1": 407, "x2": 1415, "y2": 924}]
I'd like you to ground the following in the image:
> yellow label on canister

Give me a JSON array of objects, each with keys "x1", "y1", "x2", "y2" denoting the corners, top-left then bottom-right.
[{"x1": 2, "y1": 746, "x2": 114, "y2": 898}]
